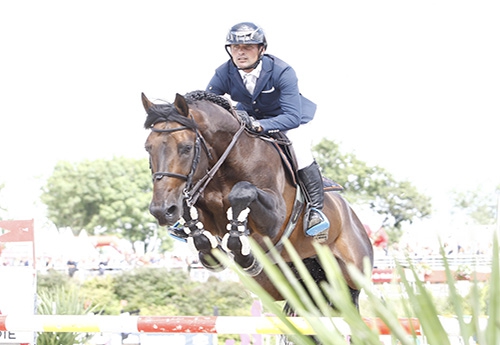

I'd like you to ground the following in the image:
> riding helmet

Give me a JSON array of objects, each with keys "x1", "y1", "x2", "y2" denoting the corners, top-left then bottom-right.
[{"x1": 225, "y1": 22, "x2": 267, "y2": 49}]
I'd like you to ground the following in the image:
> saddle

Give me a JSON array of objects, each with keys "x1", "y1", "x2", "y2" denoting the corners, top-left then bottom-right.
[{"x1": 264, "y1": 131, "x2": 344, "y2": 193}]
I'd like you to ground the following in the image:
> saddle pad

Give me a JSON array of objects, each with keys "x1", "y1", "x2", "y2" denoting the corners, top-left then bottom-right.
[{"x1": 323, "y1": 176, "x2": 344, "y2": 192}]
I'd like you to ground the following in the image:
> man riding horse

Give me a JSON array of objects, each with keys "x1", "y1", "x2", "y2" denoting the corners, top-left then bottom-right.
[{"x1": 206, "y1": 22, "x2": 329, "y2": 238}]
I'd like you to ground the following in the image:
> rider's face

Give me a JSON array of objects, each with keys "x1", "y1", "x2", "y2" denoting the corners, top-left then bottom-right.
[{"x1": 230, "y1": 44, "x2": 262, "y2": 71}]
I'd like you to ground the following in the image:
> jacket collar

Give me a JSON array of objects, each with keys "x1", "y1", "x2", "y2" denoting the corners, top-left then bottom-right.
[
  {"x1": 252, "y1": 55, "x2": 272, "y2": 97},
  {"x1": 229, "y1": 55, "x2": 273, "y2": 98}
]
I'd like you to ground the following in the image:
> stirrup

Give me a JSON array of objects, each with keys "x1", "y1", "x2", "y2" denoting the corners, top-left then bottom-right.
[{"x1": 305, "y1": 208, "x2": 330, "y2": 236}]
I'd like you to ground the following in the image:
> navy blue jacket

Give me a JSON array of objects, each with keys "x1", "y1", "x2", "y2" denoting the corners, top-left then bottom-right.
[{"x1": 206, "y1": 54, "x2": 317, "y2": 133}]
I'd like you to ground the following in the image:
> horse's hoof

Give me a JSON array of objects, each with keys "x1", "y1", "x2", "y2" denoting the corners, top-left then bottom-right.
[
  {"x1": 199, "y1": 252, "x2": 226, "y2": 272},
  {"x1": 242, "y1": 258, "x2": 263, "y2": 277}
]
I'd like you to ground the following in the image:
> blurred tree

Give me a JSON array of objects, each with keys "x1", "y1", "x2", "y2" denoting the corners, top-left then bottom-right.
[
  {"x1": 79, "y1": 274, "x2": 120, "y2": 315},
  {"x1": 40, "y1": 157, "x2": 162, "y2": 243},
  {"x1": 78, "y1": 267, "x2": 254, "y2": 317},
  {"x1": 37, "y1": 269, "x2": 71, "y2": 291},
  {"x1": 451, "y1": 184, "x2": 500, "y2": 225},
  {"x1": 313, "y1": 138, "x2": 432, "y2": 243}
]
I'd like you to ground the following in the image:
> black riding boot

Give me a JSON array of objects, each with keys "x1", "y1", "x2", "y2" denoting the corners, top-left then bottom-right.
[{"x1": 298, "y1": 161, "x2": 330, "y2": 236}]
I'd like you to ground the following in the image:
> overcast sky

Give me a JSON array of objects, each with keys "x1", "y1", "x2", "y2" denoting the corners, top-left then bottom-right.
[{"x1": 1, "y1": 1, "x2": 499, "y2": 238}]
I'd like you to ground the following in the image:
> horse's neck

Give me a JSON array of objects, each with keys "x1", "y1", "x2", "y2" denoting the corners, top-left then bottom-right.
[{"x1": 194, "y1": 105, "x2": 288, "y2": 187}]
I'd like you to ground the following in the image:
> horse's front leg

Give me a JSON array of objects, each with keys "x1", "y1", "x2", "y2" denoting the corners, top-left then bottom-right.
[
  {"x1": 182, "y1": 207, "x2": 227, "y2": 272},
  {"x1": 222, "y1": 206, "x2": 262, "y2": 275},
  {"x1": 228, "y1": 181, "x2": 286, "y2": 237},
  {"x1": 222, "y1": 181, "x2": 285, "y2": 276}
]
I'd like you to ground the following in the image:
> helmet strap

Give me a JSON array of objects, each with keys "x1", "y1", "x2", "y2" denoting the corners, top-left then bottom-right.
[{"x1": 240, "y1": 57, "x2": 261, "y2": 71}]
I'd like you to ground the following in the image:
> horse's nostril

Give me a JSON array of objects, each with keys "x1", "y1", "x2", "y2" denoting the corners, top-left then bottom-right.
[
  {"x1": 149, "y1": 203, "x2": 179, "y2": 219},
  {"x1": 149, "y1": 203, "x2": 180, "y2": 226},
  {"x1": 166, "y1": 205, "x2": 177, "y2": 216}
]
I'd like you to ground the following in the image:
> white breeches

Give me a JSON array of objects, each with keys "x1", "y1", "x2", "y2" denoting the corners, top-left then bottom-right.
[{"x1": 286, "y1": 122, "x2": 315, "y2": 170}]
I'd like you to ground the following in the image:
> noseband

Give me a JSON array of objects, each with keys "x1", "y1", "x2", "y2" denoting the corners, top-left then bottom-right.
[{"x1": 150, "y1": 119, "x2": 246, "y2": 207}]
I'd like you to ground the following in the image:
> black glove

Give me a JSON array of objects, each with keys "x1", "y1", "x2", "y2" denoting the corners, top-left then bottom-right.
[{"x1": 236, "y1": 110, "x2": 263, "y2": 134}]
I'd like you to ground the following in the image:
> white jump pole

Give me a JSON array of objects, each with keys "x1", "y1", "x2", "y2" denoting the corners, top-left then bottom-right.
[{"x1": 0, "y1": 315, "x2": 421, "y2": 336}]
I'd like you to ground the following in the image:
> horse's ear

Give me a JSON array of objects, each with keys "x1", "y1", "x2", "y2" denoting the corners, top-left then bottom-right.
[
  {"x1": 141, "y1": 92, "x2": 153, "y2": 111},
  {"x1": 174, "y1": 93, "x2": 190, "y2": 117}
]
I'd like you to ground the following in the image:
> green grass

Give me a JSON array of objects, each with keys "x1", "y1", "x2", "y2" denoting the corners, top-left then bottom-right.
[{"x1": 215, "y1": 234, "x2": 499, "y2": 345}]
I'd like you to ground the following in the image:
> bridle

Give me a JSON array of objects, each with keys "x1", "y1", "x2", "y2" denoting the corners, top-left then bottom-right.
[
  {"x1": 150, "y1": 123, "x2": 207, "y2": 182},
  {"x1": 149, "y1": 117, "x2": 246, "y2": 207}
]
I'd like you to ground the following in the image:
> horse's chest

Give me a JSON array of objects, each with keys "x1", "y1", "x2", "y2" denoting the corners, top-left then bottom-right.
[{"x1": 196, "y1": 191, "x2": 228, "y2": 235}]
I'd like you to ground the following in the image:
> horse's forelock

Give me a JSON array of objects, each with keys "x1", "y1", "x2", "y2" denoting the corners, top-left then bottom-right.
[{"x1": 143, "y1": 102, "x2": 197, "y2": 130}]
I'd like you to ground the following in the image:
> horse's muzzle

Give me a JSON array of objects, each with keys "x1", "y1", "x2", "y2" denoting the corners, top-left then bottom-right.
[{"x1": 149, "y1": 202, "x2": 181, "y2": 226}]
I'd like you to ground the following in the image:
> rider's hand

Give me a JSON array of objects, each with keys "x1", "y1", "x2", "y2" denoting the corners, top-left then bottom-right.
[
  {"x1": 237, "y1": 110, "x2": 263, "y2": 134},
  {"x1": 250, "y1": 120, "x2": 263, "y2": 133}
]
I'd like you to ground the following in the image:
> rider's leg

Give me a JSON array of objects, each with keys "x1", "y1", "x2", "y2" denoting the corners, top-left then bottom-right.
[
  {"x1": 298, "y1": 161, "x2": 330, "y2": 235},
  {"x1": 287, "y1": 125, "x2": 330, "y2": 236}
]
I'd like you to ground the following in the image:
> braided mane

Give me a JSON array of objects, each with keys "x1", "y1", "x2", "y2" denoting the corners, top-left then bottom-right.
[{"x1": 184, "y1": 90, "x2": 232, "y2": 112}]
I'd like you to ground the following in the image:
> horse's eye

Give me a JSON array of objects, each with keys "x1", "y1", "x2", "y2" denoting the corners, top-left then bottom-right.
[{"x1": 179, "y1": 144, "x2": 193, "y2": 156}]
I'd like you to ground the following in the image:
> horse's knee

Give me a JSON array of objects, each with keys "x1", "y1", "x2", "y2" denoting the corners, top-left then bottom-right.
[{"x1": 228, "y1": 181, "x2": 258, "y2": 217}]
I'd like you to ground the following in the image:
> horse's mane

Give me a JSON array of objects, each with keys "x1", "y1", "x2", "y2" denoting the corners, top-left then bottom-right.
[
  {"x1": 144, "y1": 90, "x2": 232, "y2": 129},
  {"x1": 184, "y1": 90, "x2": 232, "y2": 112}
]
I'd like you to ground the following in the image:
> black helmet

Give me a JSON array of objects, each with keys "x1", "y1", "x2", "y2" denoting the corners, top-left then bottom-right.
[{"x1": 225, "y1": 22, "x2": 267, "y2": 49}]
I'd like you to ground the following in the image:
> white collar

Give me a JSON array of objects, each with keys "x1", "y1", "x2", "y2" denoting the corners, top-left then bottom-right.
[{"x1": 238, "y1": 60, "x2": 262, "y2": 79}]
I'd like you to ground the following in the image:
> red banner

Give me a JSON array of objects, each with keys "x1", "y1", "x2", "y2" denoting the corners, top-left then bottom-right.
[{"x1": 0, "y1": 220, "x2": 34, "y2": 242}]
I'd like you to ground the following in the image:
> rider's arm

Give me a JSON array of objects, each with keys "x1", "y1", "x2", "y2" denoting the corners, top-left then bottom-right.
[{"x1": 257, "y1": 66, "x2": 305, "y2": 133}]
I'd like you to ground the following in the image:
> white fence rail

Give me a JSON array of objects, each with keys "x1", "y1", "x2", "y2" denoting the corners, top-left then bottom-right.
[{"x1": 374, "y1": 254, "x2": 492, "y2": 270}]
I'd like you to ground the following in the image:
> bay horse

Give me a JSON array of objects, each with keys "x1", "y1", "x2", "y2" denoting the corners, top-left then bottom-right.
[{"x1": 142, "y1": 90, "x2": 373, "y2": 308}]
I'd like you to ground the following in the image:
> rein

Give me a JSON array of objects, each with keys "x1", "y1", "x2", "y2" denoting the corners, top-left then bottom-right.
[
  {"x1": 186, "y1": 122, "x2": 246, "y2": 207},
  {"x1": 150, "y1": 119, "x2": 246, "y2": 208}
]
